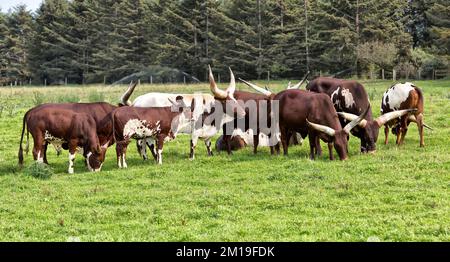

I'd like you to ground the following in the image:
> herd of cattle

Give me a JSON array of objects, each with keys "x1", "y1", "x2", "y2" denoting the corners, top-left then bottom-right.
[{"x1": 17, "y1": 66, "x2": 430, "y2": 173}]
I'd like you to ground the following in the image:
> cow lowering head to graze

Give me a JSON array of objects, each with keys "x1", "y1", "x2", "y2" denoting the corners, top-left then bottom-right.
[
  {"x1": 119, "y1": 67, "x2": 246, "y2": 161},
  {"x1": 274, "y1": 89, "x2": 370, "y2": 160},
  {"x1": 380, "y1": 82, "x2": 429, "y2": 147},
  {"x1": 18, "y1": 107, "x2": 107, "y2": 173},
  {"x1": 111, "y1": 96, "x2": 192, "y2": 167},
  {"x1": 306, "y1": 77, "x2": 415, "y2": 153},
  {"x1": 209, "y1": 67, "x2": 281, "y2": 155}
]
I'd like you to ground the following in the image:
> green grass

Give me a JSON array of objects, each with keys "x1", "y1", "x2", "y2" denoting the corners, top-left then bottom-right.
[{"x1": 0, "y1": 80, "x2": 449, "y2": 241}]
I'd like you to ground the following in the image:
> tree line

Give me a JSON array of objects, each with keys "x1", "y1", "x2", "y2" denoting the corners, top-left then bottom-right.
[{"x1": 0, "y1": 0, "x2": 448, "y2": 85}]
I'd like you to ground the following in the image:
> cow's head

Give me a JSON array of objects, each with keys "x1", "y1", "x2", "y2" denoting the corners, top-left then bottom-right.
[
  {"x1": 307, "y1": 106, "x2": 370, "y2": 160},
  {"x1": 209, "y1": 66, "x2": 246, "y2": 119},
  {"x1": 85, "y1": 140, "x2": 108, "y2": 172},
  {"x1": 337, "y1": 108, "x2": 416, "y2": 153}
]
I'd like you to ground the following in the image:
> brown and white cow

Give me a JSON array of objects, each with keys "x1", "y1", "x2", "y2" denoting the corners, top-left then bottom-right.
[
  {"x1": 111, "y1": 96, "x2": 192, "y2": 167},
  {"x1": 18, "y1": 107, "x2": 107, "y2": 173},
  {"x1": 380, "y1": 82, "x2": 429, "y2": 147}
]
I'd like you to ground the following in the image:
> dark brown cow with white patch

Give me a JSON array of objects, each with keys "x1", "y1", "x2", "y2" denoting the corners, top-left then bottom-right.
[
  {"x1": 18, "y1": 107, "x2": 107, "y2": 173},
  {"x1": 111, "y1": 96, "x2": 192, "y2": 167},
  {"x1": 381, "y1": 82, "x2": 429, "y2": 147},
  {"x1": 306, "y1": 77, "x2": 415, "y2": 153}
]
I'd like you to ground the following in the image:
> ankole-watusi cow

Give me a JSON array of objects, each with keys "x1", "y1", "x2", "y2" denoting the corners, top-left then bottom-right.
[
  {"x1": 276, "y1": 90, "x2": 370, "y2": 160},
  {"x1": 306, "y1": 77, "x2": 415, "y2": 153},
  {"x1": 119, "y1": 67, "x2": 245, "y2": 160},
  {"x1": 380, "y1": 82, "x2": 430, "y2": 147},
  {"x1": 18, "y1": 107, "x2": 107, "y2": 173},
  {"x1": 111, "y1": 96, "x2": 192, "y2": 167},
  {"x1": 238, "y1": 74, "x2": 309, "y2": 150}
]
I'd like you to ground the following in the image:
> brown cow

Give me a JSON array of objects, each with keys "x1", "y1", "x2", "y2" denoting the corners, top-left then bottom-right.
[
  {"x1": 111, "y1": 96, "x2": 192, "y2": 167},
  {"x1": 18, "y1": 107, "x2": 107, "y2": 173},
  {"x1": 274, "y1": 89, "x2": 369, "y2": 160}
]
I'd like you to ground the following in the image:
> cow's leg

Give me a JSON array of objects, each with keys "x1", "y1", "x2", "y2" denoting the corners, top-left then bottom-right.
[
  {"x1": 328, "y1": 142, "x2": 335, "y2": 160},
  {"x1": 314, "y1": 136, "x2": 322, "y2": 156},
  {"x1": 416, "y1": 113, "x2": 425, "y2": 147},
  {"x1": 285, "y1": 131, "x2": 292, "y2": 150},
  {"x1": 116, "y1": 141, "x2": 129, "y2": 168},
  {"x1": 156, "y1": 135, "x2": 165, "y2": 165},
  {"x1": 32, "y1": 132, "x2": 45, "y2": 163},
  {"x1": 398, "y1": 116, "x2": 408, "y2": 145},
  {"x1": 190, "y1": 137, "x2": 198, "y2": 160},
  {"x1": 121, "y1": 142, "x2": 128, "y2": 168},
  {"x1": 43, "y1": 142, "x2": 49, "y2": 164},
  {"x1": 384, "y1": 125, "x2": 389, "y2": 145},
  {"x1": 137, "y1": 139, "x2": 148, "y2": 160},
  {"x1": 68, "y1": 147, "x2": 76, "y2": 174},
  {"x1": 280, "y1": 127, "x2": 290, "y2": 155},
  {"x1": 116, "y1": 143, "x2": 122, "y2": 168},
  {"x1": 308, "y1": 133, "x2": 316, "y2": 160},
  {"x1": 205, "y1": 138, "x2": 213, "y2": 156},
  {"x1": 146, "y1": 138, "x2": 157, "y2": 161},
  {"x1": 223, "y1": 135, "x2": 232, "y2": 155},
  {"x1": 253, "y1": 133, "x2": 259, "y2": 154}
]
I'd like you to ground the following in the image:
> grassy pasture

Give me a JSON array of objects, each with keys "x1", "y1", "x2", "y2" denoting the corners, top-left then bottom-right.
[{"x1": 0, "y1": 80, "x2": 449, "y2": 241}]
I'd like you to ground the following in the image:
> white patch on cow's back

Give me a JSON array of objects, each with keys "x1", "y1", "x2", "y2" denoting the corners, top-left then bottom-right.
[
  {"x1": 382, "y1": 82, "x2": 415, "y2": 113},
  {"x1": 331, "y1": 87, "x2": 341, "y2": 109},
  {"x1": 123, "y1": 119, "x2": 159, "y2": 139},
  {"x1": 341, "y1": 88, "x2": 355, "y2": 109}
]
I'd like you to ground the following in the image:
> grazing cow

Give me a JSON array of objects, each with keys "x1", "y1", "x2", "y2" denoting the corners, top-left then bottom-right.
[
  {"x1": 306, "y1": 77, "x2": 415, "y2": 153},
  {"x1": 274, "y1": 89, "x2": 370, "y2": 160},
  {"x1": 119, "y1": 67, "x2": 245, "y2": 160},
  {"x1": 381, "y1": 82, "x2": 429, "y2": 147},
  {"x1": 111, "y1": 96, "x2": 193, "y2": 167},
  {"x1": 18, "y1": 107, "x2": 107, "y2": 173}
]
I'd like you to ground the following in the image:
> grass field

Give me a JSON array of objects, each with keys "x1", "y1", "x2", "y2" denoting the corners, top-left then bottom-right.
[{"x1": 0, "y1": 80, "x2": 449, "y2": 241}]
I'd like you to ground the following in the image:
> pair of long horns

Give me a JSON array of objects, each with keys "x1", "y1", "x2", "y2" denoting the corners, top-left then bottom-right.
[
  {"x1": 337, "y1": 109, "x2": 418, "y2": 128},
  {"x1": 240, "y1": 72, "x2": 310, "y2": 96},
  {"x1": 209, "y1": 65, "x2": 236, "y2": 99},
  {"x1": 307, "y1": 106, "x2": 370, "y2": 137},
  {"x1": 120, "y1": 81, "x2": 138, "y2": 106}
]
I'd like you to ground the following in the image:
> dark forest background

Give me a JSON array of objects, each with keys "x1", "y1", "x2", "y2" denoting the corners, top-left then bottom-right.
[{"x1": 0, "y1": 0, "x2": 448, "y2": 85}]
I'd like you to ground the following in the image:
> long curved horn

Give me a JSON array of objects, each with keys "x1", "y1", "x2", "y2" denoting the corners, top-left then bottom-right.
[
  {"x1": 408, "y1": 115, "x2": 433, "y2": 130},
  {"x1": 120, "y1": 81, "x2": 138, "y2": 106},
  {"x1": 306, "y1": 119, "x2": 336, "y2": 137},
  {"x1": 288, "y1": 71, "x2": 310, "y2": 89},
  {"x1": 343, "y1": 106, "x2": 370, "y2": 134},
  {"x1": 227, "y1": 67, "x2": 236, "y2": 96},
  {"x1": 375, "y1": 109, "x2": 417, "y2": 127},
  {"x1": 239, "y1": 78, "x2": 272, "y2": 96},
  {"x1": 209, "y1": 65, "x2": 227, "y2": 99},
  {"x1": 337, "y1": 112, "x2": 368, "y2": 128}
]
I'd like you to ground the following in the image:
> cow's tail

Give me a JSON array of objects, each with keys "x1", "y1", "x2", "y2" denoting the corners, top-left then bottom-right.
[
  {"x1": 112, "y1": 110, "x2": 117, "y2": 144},
  {"x1": 414, "y1": 87, "x2": 432, "y2": 129},
  {"x1": 18, "y1": 111, "x2": 29, "y2": 167}
]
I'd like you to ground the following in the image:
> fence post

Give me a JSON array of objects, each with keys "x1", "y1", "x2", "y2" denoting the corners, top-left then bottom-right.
[
  {"x1": 29, "y1": 78, "x2": 32, "y2": 85},
  {"x1": 267, "y1": 71, "x2": 270, "y2": 82},
  {"x1": 382, "y1": 69, "x2": 385, "y2": 80},
  {"x1": 103, "y1": 76, "x2": 106, "y2": 85},
  {"x1": 151, "y1": 75, "x2": 153, "y2": 84},
  {"x1": 418, "y1": 70, "x2": 421, "y2": 80},
  {"x1": 44, "y1": 78, "x2": 47, "y2": 86},
  {"x1": 392, "y1": 70, "x2": 396, "y2": 81},
  {"x1": 218, "y1": 73, "x2": 220, "y2": 83},
  {"x1": 65, "y1": 77, "x2": 68, "y2": 86},
  {"x1": 433, "y1": 69, "x2": 436, "y2": 80}
]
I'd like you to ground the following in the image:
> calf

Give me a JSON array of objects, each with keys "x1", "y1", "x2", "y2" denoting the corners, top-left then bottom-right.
[
  {"x1": 18, "y1": 107, "x2": 106, "y2": 173},
  {"x1": 274, "y1": 90, "x2": 369, "y2": 160},
  {"x1": 111, "y1": 97, "x2": 191, "y2": 167},
  {"x1": 381, "y1": 82, "x2": 428, "y2": 147}
]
